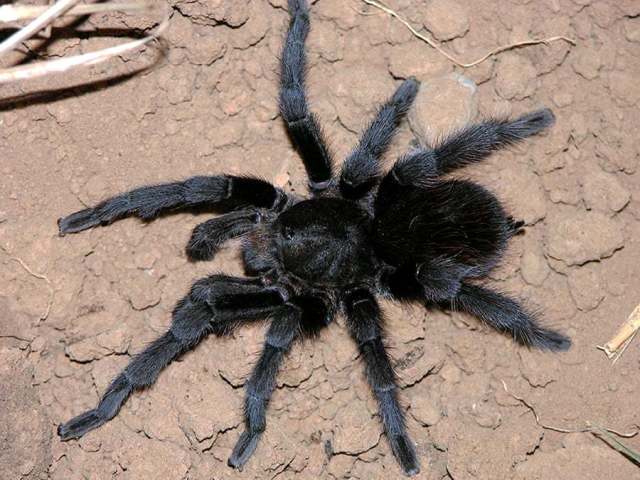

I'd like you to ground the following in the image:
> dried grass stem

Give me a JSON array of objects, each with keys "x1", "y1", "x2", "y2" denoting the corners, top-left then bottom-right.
[{"x1": 360, "y1": 0, "x2": 576, "y2": 68}]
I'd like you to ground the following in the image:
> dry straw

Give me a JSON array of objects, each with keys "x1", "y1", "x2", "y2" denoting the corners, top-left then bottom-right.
[
  {"x1": 598, "y1": 304, "x2": 640, "y2": 364},
  {"x1": 0, "y1": 0, "x2": 167, "y2": 84}
]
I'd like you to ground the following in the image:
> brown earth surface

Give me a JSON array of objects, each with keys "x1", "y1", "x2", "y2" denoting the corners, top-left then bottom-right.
[{"x1": 1, "y1": 0, "x2": 640, "y2": 479}]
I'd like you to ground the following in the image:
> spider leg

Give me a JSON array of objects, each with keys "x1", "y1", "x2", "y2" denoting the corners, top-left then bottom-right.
[
  {"x1": 434, "y1": 109, "x2": 555, "y2": 175},
  {"x1": 57, "y1": 275, "x2": 285, "y2": 441},
  {"x1": 380, "y1": 261, "x2": 572, "y2": 353},
  {"x1": 381, "y1": 268, "x2": 570, "y2": 352},
  {"x1": 379, "y1": 109, "x2": 555, "y2": 189},
  {"x1": 415, "y1": 258, "x2": 474, "y2": 302},
  {"x1": 387, "y1": 148, "x2": 439, "y2": 188},
  {"x1": 340, "y1": 78, "x2": 419, "y2": 199},
  {"x1": 344, "y1": 289, "x2": 420, "y2": 477},
  {"x1": 186, "y1": 210, "x2": 259, "y2": 262},
  {"x1": 280, "y1": 0, "x2": 333, "y2": 191},
  {"x1": 229, "y1": 294, "x2": 330, "y2": 469},
  {"x1": 228, "y1": 306, "x2": 298, "y2": 469},
  {"x1": 58, "y1": 175, "x2": 284, "y2": 235},
  {"x1": 447, "y1": 283, "x2": 571, "y2": 351},
  {"x1": 380, "y1": 260, "x2": 468, "y2": 303},
  {"x1": 373, "y1": 149, "x2": 440, "y2": 213},
  {"x1": 380, "y1": 265, "x2": 426, "y2": 302}
]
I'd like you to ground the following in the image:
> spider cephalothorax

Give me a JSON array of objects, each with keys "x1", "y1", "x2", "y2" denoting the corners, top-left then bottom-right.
[
  {"x1": 264, "y1": 198, "x2": 378, "y2": 287},
  {"x1": 56, "y1": 1, "x2": 569, "y2": 475}
]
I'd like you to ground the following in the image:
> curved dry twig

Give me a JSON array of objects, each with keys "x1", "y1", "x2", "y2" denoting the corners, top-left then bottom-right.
[
  {"x1": 0, "y1": 245, "x2": 55, "y2": 321},
  {"x1": 501, "y1": 380, "x2": 639, "y2": 438},
  {"x1": 360, "y1": 0, "x2": 576, "y2": 68}
]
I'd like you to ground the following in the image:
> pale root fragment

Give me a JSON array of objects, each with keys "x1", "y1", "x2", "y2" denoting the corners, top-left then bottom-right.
[{"x1": 598, "y1": 304, "x2": 640, "y2": 363}]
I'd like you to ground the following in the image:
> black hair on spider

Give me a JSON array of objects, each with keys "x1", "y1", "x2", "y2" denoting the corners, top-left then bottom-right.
[{"x1": 56, "y1": 1, "x2": 569, "y2": 476}]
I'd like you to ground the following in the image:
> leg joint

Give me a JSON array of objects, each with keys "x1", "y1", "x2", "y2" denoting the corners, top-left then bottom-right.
[
  {"x1": 373, "y1": 383, "x2": 397, "y2": 394},
  {"x1": 357, "y1": 334, "x2": 381, "y2": 348}
]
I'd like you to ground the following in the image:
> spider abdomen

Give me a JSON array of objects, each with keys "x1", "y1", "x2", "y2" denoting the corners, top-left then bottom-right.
[
  {"x1": 273, "y1": 198, "x2": 377, "y2": 287},
  {"x1": 373, "y1": 180, "x2": 511, "y2": 276}
]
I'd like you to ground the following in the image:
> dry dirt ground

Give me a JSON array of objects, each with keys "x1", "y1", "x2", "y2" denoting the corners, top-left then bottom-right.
[{"x1": 1, "y1": 0, "x2": 640, "y2": 479}]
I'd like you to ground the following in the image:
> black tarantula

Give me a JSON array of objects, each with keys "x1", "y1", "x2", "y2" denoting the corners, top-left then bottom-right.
[{"x1": 57, "y1": 0, "x2": 570, "y2": 475}]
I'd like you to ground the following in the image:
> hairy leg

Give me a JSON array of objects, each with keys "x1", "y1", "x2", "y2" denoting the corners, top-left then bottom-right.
[
  {"x1": 280, "y1": 0, "x2": 333, "y2": 190},
  {"x1": 415, "y1": 258, "x2": 473, "y2": 301},
  {"x1": 229, "y1": 295, "x2": 330, "y2": 468},
  {"x1": 434, "y1": 109, "x2": 555, "y2": 174},
  {"x1": 380, "y1": 109, "x2": 555, "y2": 189},
  {"x1": 58, "y1": 175, "x2": 283, "y2": 235},
  {"x1": 381, "y1": 269, "x2": 569, "y2": 351},
  {"x1": 340, "y1": 78, "x2": 419, "y2": 199},
  {"x1": 344, "y1": 289, "x2": 420, "y2": 476},
  {"x1": 380, "y1": 261, "x2": 466, "y2": 303},
  {"x1": 187, "y1": 210, "x2": 260, "y2": 261},
  {"x1": 57, "y1": 276, "x2": 285, "y2": 440},
  {"x1": 449, "y1": 283, "x2": 571, "y2": 351},
  {"x1": 228, "y1": 306, "x2": 299, "y2": 468},
  {"x1": 380, "y1": 265, "x2": 425, "y2": 302}
]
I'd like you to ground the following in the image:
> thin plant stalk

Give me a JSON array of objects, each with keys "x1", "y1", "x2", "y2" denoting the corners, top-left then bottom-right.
[
  {"x1": 360, "y1": 0, "x2": 576, "y2": 68},
  {"x1": 0, "y1": 2, "x2": 152, "y2": 23}
]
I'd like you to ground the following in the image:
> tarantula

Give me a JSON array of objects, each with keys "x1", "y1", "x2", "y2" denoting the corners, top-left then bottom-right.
[{"x1": 56, "y1": 0, "x2": 570, "y2": 475}]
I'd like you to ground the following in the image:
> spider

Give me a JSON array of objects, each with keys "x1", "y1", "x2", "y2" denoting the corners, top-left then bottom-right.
[{"x1": 56, "y1": 0, "x2": 570, "y2": 476}]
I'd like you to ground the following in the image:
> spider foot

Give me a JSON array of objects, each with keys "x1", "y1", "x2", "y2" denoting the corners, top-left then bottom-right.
[
  {"x1": 529, "y1": 327, "x2": 572, "y2": 352},
  {"x1": 507, "y1": 216, "x2": 525, "y2": 236},
  {"x1": 392, "y1": 76, "x2": 420, "y2": 106},
  {"x1": 57, "y1": 409, "x2": 105, "y2": 440},
  {"x1": 58, "y1": 207, "x2": 101, "y2": 235},
  {"x1": 390, "y1": 434, "x2": 420, "y2": 477},
  {"x1": 228, "y1": 431, "x2": 262, "y2": 470},
  {"x1": 514, "y1": 108, "x2": 556, "y2": 135}
]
